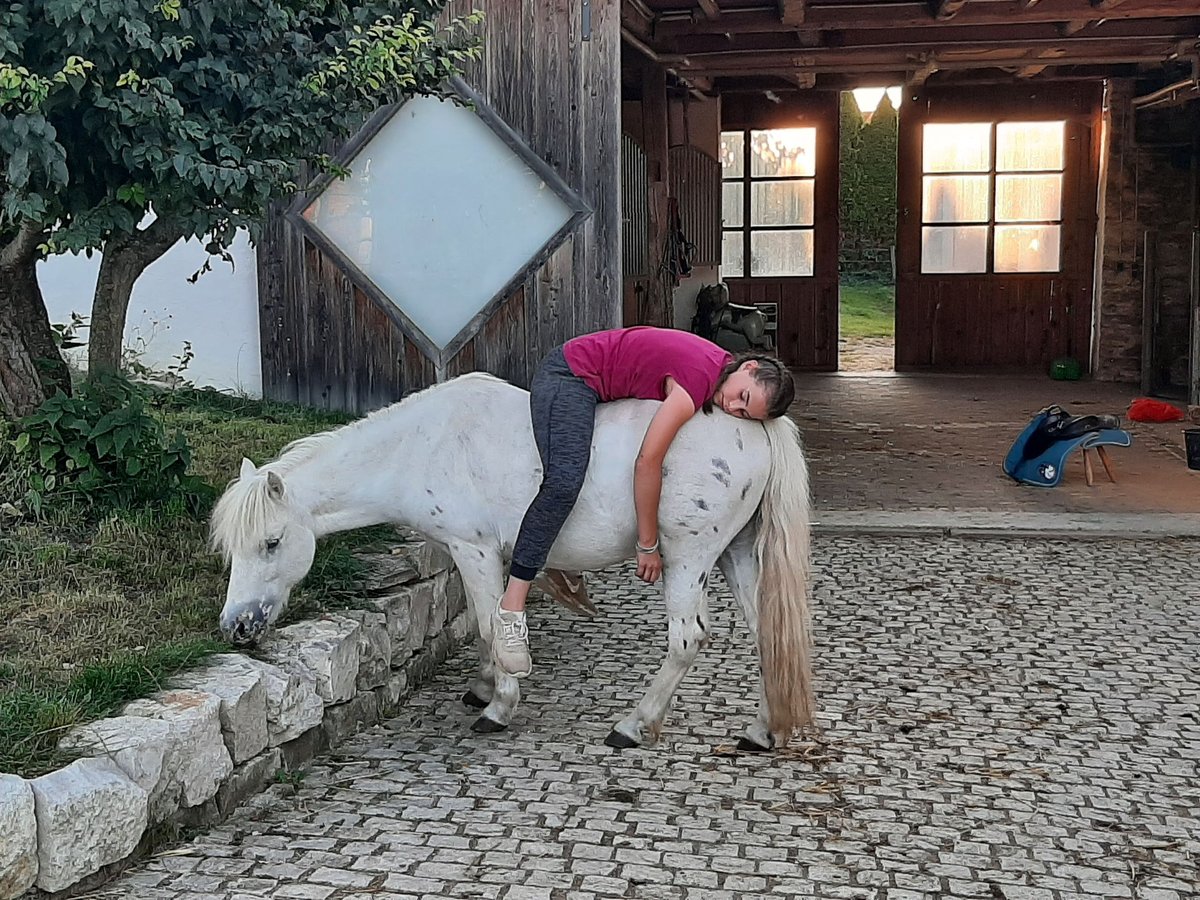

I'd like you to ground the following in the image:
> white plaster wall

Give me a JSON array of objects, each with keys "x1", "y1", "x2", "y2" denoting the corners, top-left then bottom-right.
[{"x1": 38, "y1": 231, "x2": 262, "y2": 397}]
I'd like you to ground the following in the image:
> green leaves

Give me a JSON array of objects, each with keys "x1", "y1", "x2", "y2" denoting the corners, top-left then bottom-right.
[{"x1": 6, "y1": 375, "x2": 206, "y2": 514}]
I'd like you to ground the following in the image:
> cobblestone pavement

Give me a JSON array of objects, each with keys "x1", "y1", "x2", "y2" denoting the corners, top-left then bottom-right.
[{"x1": 98, "y1": 535, "x2": 1199, "y2": 900}]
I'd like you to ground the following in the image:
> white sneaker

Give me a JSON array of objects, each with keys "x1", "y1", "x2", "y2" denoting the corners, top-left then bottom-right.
[{"x1": 491, "y1": 604, "x2": 532, "y2": 678}]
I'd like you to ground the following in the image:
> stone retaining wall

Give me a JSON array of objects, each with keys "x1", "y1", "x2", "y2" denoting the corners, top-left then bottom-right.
[{"x1": 1, "y1": 532, "x2": 469, "y2": 899}]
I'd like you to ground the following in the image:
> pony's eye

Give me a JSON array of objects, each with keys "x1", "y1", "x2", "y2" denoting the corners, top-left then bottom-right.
[{"x1": 265, "y1": 538, "x2": 281, "y2": 553}]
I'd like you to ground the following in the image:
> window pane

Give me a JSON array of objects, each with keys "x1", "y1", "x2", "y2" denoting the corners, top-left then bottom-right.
[
  {"x1": 921, "y1": 225, "x2": 988, "y2": 274},
  {"x1": 995, "y1": 174, "x2": 1062, "y2": 222},
  {"x1": 302, "y1": 96, "x2": 574, "y2": 349},
  {"x1": 722, "y1": 182, "x2": 744, "y2": 228},
  {"x1": 995, "y1": 224, "x2": 1061, "y2": 272},
  {"x1": 750, "y1": 128, "x2": 816, "y2": 177},
  {"x1": 997, "y1": 121, "x2": 1064, "y2": 171},
  {"x1": 922, "y1": 123, "x2": 992, "y2": 173},
  {"x1": 721, "y1": 231, "x2": 745, "y2": 278},
  {"x1": 750, "y1": 229, "x2": 814, "y2": 276},
  {"x1": 721, "y1": 131, "x2": 744, "y2": 178},
  {"x1": 922, "y1": 175, "x2": 990, "y2": 223},
  {"x1": 751, "y1": 180, "x2": 814, "y2": 226}
]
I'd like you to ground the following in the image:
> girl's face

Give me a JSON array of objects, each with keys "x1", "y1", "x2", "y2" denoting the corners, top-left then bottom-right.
[{"x1": 713, "y1": 361, "x2": 772, "y2": 420}]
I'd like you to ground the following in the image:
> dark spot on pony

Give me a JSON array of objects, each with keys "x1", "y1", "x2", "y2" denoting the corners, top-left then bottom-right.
[
  {"x1": 741, "y1": 480, "x2": 752, "y2": 500},
  {"x1": 475, "y1": 529, "x2": 484, "y2": 538},
  {"x1": 435, "y1": 506, "x2": 443, "y2": 514},
  {"x1": 661, "y1": 464, "x2": 670, "y2": 478},
  {"x1": 712, "y1": 457, "x2": 730, "y2": 474},
  {"x1": 693, "y1": 498, "x2": 710, "y2": 511},
  {"x1": 477, "y1": 549, "x2": 486, "y2": 558},
  {"x1": 735, "y1": 430, "x2": 744, "y2": 451},
  {"x1": 696, "y1": 571, "x2": 708, "y2": 587},
  {"x1": 696, "y1": 615, "x2": 706, "y2": 631},
  {"x1": 425, "y1": 488, "x2": 434, "y2": 495},
  {"x1": 713, "y1": 472, "x2": 731, "y2": 488},
  {"x1": 713, "y1": 525, "x2": 719, "y2": 533}
]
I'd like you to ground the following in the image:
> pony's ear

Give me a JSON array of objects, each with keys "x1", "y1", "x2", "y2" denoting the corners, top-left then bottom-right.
[
  {"x1": 240, "y1": 457, "x2": 257, "y2": 480},
  {"x1": 266, "y1": 470, "x2": 286, "y2": 501}
]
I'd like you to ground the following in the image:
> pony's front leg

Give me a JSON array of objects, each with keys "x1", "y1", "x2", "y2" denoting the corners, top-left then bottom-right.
[
  {"x1": 446, "y1": 544, "x2": 519, "y2": 731},
  {"x1": 606, "y1": 565, "x2": 710, "y2": 749}
]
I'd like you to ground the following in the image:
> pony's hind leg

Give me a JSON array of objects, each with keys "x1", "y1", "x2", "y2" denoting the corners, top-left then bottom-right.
[
  {"x1": 446, "y1": 542, "x2": 520, "y2": 730},
  {"x1": 606, "y1": 562, "x2": 711, "y2": 749},
  {"x1": 716, "y1": 521, "x2": 774, "y2": 752}
]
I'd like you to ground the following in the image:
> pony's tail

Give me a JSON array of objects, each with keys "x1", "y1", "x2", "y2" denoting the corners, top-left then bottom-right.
[{"x1": 755, "y1": 415, "x2": 815, "y2": 745}]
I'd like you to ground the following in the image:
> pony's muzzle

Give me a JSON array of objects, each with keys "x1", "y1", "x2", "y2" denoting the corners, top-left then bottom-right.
[{"x1": 221, "y1": 608, "x2": 268, "y2": 645}]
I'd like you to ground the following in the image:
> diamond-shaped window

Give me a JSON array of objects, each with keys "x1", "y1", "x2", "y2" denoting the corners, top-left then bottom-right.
[{"x1": 293, "y1": 78, "x2": 589, "y2": 367}]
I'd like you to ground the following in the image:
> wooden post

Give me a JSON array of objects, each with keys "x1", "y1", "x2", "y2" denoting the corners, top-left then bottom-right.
[{"x1": 640, "y1": 57, "x2": 673, "y2": 327}]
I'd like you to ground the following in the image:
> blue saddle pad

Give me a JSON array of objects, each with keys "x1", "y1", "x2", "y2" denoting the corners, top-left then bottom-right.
[{"x1": 1003, "y1": 410, "x2": 1132, "y2": 487}]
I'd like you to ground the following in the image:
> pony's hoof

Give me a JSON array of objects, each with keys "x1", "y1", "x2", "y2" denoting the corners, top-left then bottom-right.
[
  {"x1": 461, "y1": 690, "x2": 488, "y2": 710},
  {"x1": 471, "y1": 715, "x2": 507, "y2": 734},
  {"x1": 736, "y1": 735, "x2": 775, "y2": 753},
  {"x1": 604, "y1": 730, "x2": 640, "y2": 750}
]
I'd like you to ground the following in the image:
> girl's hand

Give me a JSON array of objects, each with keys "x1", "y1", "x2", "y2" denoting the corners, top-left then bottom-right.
[{"x1": 636, "y1": 549, "x2": 663, "y2": 583}]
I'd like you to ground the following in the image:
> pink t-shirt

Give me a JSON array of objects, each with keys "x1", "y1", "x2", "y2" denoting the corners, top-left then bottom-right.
[{"x1": 562, "y1": 327, "x2": 733, "y2": 411}]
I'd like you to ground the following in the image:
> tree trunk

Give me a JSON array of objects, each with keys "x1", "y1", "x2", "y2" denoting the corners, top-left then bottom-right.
[
  {"x1": 89, "y1": 218, "x2": 185, "y2": 378},
  {"x1": 0, "y1": 224, "x2": 70, "y2": 420}
]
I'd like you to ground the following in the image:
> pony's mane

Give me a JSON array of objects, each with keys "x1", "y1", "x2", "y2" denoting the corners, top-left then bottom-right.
[{"x1": 209, "y1": 372, "x2": 507, "y2": 562}]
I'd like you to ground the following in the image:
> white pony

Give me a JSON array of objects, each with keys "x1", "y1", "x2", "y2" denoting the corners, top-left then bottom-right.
[{"x1": 211, "y1": 373, "x2": 814, "y2": 750}]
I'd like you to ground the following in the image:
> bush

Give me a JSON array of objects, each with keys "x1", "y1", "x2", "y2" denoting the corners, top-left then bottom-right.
[{"x1": 5, "y1": 375, "x2": 209, "y2": 515}]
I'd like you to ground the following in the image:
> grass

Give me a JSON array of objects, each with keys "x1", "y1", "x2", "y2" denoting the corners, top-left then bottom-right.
[
  {"x1": 840, "y1": 279, "x2": 896, "y2": 339},
  {"x1": 0, "y1": 387, "x2": 395, "y2": 777}
]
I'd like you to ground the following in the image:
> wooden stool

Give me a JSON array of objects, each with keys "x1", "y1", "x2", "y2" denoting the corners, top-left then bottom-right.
[{"x1": 1081, "y1": 446, "x2": 1117, "y2": 486}]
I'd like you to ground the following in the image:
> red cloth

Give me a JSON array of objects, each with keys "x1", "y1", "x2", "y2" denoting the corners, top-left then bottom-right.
[
  {"x1": 1127, "y1": 398, "x2": 1184, "y2": 422},
  {"x1": 563, "y1": 327, "x2": 733, "y2": 411}
]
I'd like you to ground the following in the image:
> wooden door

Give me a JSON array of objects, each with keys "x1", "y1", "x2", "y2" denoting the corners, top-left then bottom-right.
[
  {"x1": 895, "y1": 83, "x2": 1102, "y2": 371},
  {"x1": 720, "y1": 92, "x2": 840, "y2": 369}
]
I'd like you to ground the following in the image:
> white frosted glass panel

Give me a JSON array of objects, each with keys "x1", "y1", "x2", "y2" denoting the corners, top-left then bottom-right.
[
  {"x1": 921, "y1": 226, "x2": 988, "y2": 273},
  {"x1": 722, "y1": 182, "x2": 744, "y2": 227},
  {"x1": 923, "y1": 123, "x2": 991, "y2": 173},
  {"x1": 721, "y1": 131, "x2": 744, "y2": 178},
  {"x1": 995, "y1": 174, "x2": 1062, "y2": 222},
  {"x1": 750, "y1": 230, "x2": 813, "y2": 276},
  {"x1": 721, "y1": 231, "x2": 744, "y2": 278},
  {"x1": 997, "y1": 121, "x2": 1064, "y2": 171},
  {"x1": 303, "y1": 96, "x2": 573, "y2": 349},
  {"x1": 751, "y1": 180, "x2": 814, "y2": 226},
  {"x1": 922, "y1": 175, "x2": 990, "y2": 223},
  {"x1": 995, "y1": 224, "x2": 1061, "y2": 272},
  {"x1": 750, "y1": 128, "x2": 816, "y2": 177}
]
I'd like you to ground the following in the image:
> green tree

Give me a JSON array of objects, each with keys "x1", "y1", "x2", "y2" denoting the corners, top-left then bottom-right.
[{"x1": 1, "y1": 0, "x2": 480, "y2": 419}]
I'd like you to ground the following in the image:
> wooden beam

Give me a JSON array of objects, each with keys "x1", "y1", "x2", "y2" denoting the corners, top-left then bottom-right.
[
  {"x1": 779, "y1": 1, "x2": 805, "y2": 27},
  {"x1": 1092, "y1": 0, "x2": 1126, "y2": 9},
  {"x1": 696, "y1": 0, "x2": 721, "y2": 20},
  {"x1": 1018, "y1": 0, "x2": 1043, "y2": 8},
  {"x1": 789, "y1": 71, "x2": 817, "y2": 89},
  {"x1": 656, "y1": 2, "x2": 1194, "y2": 36},
  {"x1": 908, "y1": 55, "x2": 940, "y2": 85},
  {"x1": 933, "y1": 0, "x2": 970, "y2": 21},
  {"x1": 1059, "y1": 20, "x2": 1090, "y2": 36},
  {"x1": 621, "y1": 0, "x2": 655, "y2": 42},
  {"x1": 665, "y1": 20, "x2": 1195, "y2": 57}
]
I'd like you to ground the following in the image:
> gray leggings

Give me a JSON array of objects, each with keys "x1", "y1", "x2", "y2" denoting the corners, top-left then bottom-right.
[{"x1": 509, "y1": 347, "x2": 598, "y2": 582}]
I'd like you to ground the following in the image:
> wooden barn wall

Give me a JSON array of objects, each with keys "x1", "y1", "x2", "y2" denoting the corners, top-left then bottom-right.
[{"x1": 257, "y1": 0, "x2": 620, "y2": 412}]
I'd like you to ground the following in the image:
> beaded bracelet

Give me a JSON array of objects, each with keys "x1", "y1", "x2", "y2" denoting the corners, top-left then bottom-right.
[{"x1": 635, "y1": 539, "x2": 660, "y2": 555}]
